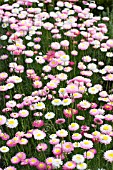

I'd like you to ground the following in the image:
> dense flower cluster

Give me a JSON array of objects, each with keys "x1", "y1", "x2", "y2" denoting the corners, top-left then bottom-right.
[{"x1": 0, "y1": 0, "x2": 113, "y2": 169}]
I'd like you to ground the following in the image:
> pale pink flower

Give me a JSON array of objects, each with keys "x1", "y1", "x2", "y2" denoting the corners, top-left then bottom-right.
[
  {"x1": 62, "y1": 142, "x2": 74, "y2": 153},
  {"x1": 63, "y1": 161, "x2": 76, "y2": 169},
  {"x1": 80, "y1": 140, "x2": 93, "y2": 149},
  {"x1": 33, "y1": 80, "x2": 42, "y2": 88},
  {"x1": 51, "y1": 42, "x2": 61, "y2": 50},
  {"x1": 49, "y1": 59, "x2": 59, "y2": 68},
  {"x1": 66, "y1": 83, "x2": 78, "y2": 93},
  {"x1": 56, "y1": 129, "x2": 68, "y2": 138},
  {"x1": 72, "y1": 133, "x2": 82, "y2": 141},
  {"x1": 106, "y1": 39, "x2": 113, "y2": 48},
  {"x1": 19, "y1": 110, "x2": 29, "y2": 118},
  {"x1": 4, "y1": 166, "x2": 17, "y2": 170},
  {"x1": 104, "y1": 150, "x2": 113, "y2": 162},
  {"x1": 68, "y1": 123, "x2": 79, "y2": 131},
  {"x1": 49, "y1": 138, "x2": 60, "y2": 145},
  {"x1": 16, "y1": 152, "x2": 26, "y2": 161},
  {"x1": 78, "y1": 41, "x2": 89, "y2": 50},
  {"x1": 84, "y1": 151, "x2": 94, "y2": 159},
  {"x1": 0, "y1": 115, "x2": 6, "y2": 125},
  {"x1": 19, "y1": 138, "x2": 28, "y2": 145}
]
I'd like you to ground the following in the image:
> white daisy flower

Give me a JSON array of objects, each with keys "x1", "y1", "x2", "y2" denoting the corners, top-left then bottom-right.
[
  {"x1": 106, "y1": 52, "x2": 113, "y2": 57},
  {"x1": 50, "y1": 134, "x2": 57, "y2": 139},
  {"x1": 77, "y1": 163, "x2": 87, "y2": 170},
  {"x1": 79, "y1": 100, "x2": 91, "y2": 109},
  {"x1": 52, "y1": 158, "x2": 63, "y2": 169},
  {"x1": 35, "y1": 102, "x2": 45, "y2": 110},
  {"x1": 72, "y1": 154, "x2": 85, "y2": 164},
  {"x1": 88, "y1": 87, "x2": 99, "y2": 94},
  {"x1": 45, "y1": 112, "x2": 55, "y2": 120},
  {"x1": 0, "y1": 35, "x2": 7, "y2": 40},
  {"x1": 0, "y1": 146, "x2": 9, "y2": 153},
  {"x1": 60, "y1": 54, "x2": 69, "y2": 62},
  {"x1": 62, "y1": 98, "x2": 72, "y2": 106},
  {"x1": 73, "y1": 142, "x2": 80, "y2": 148},
  {"x1": 33, "y1": 129, "x2": 46, "y2": 140},
  {"x1": 52, "y1": 99, "x2": 62, "y2": 106},
  {"x1": 57, "y1": 65, "x2": 64, "y2": 71},
  {"x1": 6, "y1": 119, "x2": 18, "y2": 128},
  {"x1": 87, "y1": 63, "x2": 97, "y2": 71}
]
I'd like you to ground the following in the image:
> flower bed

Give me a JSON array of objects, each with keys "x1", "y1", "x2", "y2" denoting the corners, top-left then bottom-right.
[{"x1": 0, "y1": 0, "x2": 113, "y2": 170}]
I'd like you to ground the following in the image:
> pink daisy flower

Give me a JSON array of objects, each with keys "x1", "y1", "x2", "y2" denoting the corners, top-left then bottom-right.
[
  {"x1": 52, "y1": 147, "x2": 62, "y2": 156},
  {"x1": 0, "y1": 115, "x2": 6, "y2": 125},
  {"x1": 36, "y1": 143, "x2": 48, "y2": 152},
  {"x1": 56, "y1": 129, "x2": 68, "y2": 138},
  {"x1": 49, "y1": 138, "x2": 60, "y2": 145},
  {"x1": 68, "y1": 123, "x2": 79, "y2": 131},
  {"x1": 62, "y1": 142, "x2": 74, "y2": 153},
  {"x1": 16, "y1": 152, "x2": 26, "y2": 161},
  {"x1": 66, "y1": 83, "x2": 78, "y2": 93},
  {"x1": 78, "y1": 41, "x2": 89, "y2": 50},
  {"x1": 36, "y1": 162, "x2": 46, "y2": 170},
  {"x1": 84, "y1": 151, "x2": 94, "y2": 159},
  {"x1": 11, "y1": 156, "x2": 21, "y2": 164},
  {"x1": 55, "y1": 118, "x2": 65, "y2": 124},
  {"x1": 72, "y1": 133, "x2": 82, "y2": 141},
  {"x1": 49, "y1": 59, "x2": 59, "y2": 68},
  {"x1": 104, "y1": 150, "x2": 113, "y2": 162},
  {"x1": 80, "y1": 140, "x2": 93, "y2": 149},
  {"x1": 18, "y1": 110, "x2": 29, "y2": 118},
  {"x1": 63, "y1": 161, "x2": 76, "y2": 169},
  {"x1": 29, "y1": 157, "x2": 39, "y2": 166}
]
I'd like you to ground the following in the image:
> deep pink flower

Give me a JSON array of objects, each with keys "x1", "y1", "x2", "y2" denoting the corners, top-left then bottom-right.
[
  {"x1": 91, "y1": 103, "x2": 98, "y2": 108},
  {"x1": 36, "y1": 162, "x2": 46, "y2": 170},
  {"x1": 2, "y1": 133, "x2": 10, "y2": 140},
  {"x1": 69, "y1": 61, "x2": 75, "y2": 66},
  {"x1": 29, "y1": 157, "x2": 39, "y2": 166},
  {"x1": 32, "y1": 120, "x2": 44, "y2": 128},
  {"x1": 81, "y1": 125, "x2": 90, "y2": 131},
  {"x1": 6, "y1": 139, "x2": 17, "y2": 147},
  {"x1": 94, "y1": 118, "x2": 103, "y2": 125},
  {"x1": 103, "y1": 104, "x2": 112, "y2": 110},
  {"x1": 55, "y1": 118, "x2": 65, "y2": 124},
  {"x1": 52, "y1": 147, "x2": 62, "y2": 156},
  {"x1": 63, "y1": 109, "x2": 72, "y2": 118}
]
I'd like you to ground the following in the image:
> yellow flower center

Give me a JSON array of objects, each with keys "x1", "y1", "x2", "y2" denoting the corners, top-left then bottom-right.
[
  {"x1": 37, "y1": 103, "x2": 42, "y2": 107},
  {"x1": 39, "y1": 164, "x2": 44, "y2": 168},
  {"x1": 103, "y1": 126, "x2": 109, "y2": 130},
  {"x1": 84, "y1": 141, "x2": 89, "y2": 145},
  {"x1": 103, "y1": 136, "x2": 108, "y2": 140},
  {"x1": 108, "y1": 153, "x2": 113, "y2": 158},
  {"x1": 65, "y1": 144, "x2": 71, "y2": 149},
  {"x1": 0, "y1": 117, "x2": 2, "y2": 121},
  {"x1": 67, "y1": 162, "x2": 73, "y2": 167},
  {"x1": 8, "y1": 120, "x2": 15, "y2": 125}
]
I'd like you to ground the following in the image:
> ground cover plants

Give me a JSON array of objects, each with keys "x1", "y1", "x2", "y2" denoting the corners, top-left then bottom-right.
[{"x1": 0, "y1": 0, "x2": 113, "y2": 169}]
